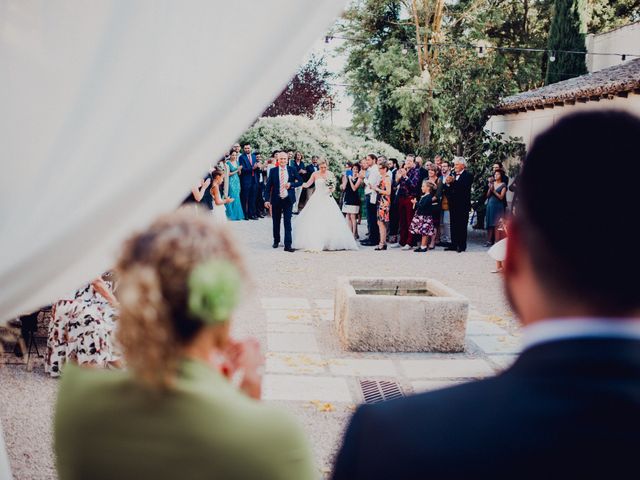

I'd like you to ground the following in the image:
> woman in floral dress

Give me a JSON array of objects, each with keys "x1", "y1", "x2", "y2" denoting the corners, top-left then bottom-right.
[
  {"x1": 373, "y1": 160, "x2": 392, "y2": 251},
  {"x1": 46, "y1": 276, "x2": 120, "y2": 377}
]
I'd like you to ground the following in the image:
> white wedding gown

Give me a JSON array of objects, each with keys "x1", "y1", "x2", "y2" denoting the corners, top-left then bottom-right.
[{"x1": 293, "y1": 178, "x2": 359, "y2": 251}]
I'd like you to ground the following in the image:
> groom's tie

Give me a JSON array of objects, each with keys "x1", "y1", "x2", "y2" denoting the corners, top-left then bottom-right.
[{"x1": 279, "y1": 167, "x2": 286, "y2": 198}]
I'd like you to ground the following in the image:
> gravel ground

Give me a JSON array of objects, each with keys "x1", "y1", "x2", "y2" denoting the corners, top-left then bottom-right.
[{"x1": 0, "y1": 216, "x2": 514, "y2": 479}]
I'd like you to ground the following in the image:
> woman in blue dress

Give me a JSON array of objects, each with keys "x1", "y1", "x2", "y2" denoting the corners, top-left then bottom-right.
[
  {"x1": 485, "y1": 169, "x2": 507, "y2": 246},
  {"x1": 225, "y1": 151, "x2": 245, "y2": 220}
]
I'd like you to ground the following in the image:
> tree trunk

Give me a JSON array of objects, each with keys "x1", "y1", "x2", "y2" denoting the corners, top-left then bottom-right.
[{"x1": 419, "y1": 107, "x2": 431, "y2": 149}]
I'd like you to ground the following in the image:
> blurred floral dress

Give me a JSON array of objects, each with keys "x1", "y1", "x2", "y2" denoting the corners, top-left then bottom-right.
[
  {"x1": 45, "y1": 281, "x2": 119, "y2": 377},
  {"x1": 376, "y1": 177, "x2": 391, "y2": 223}
]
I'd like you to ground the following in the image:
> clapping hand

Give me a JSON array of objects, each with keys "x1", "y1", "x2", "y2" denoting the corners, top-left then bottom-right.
[
  {"x1": 285, "y1": 182, "x2": 291, "y2": 190},
  {"x1": 225, "y1": 198, "x2": 234, "y2": 204},
  {"x1": 203, "y1": 178, "x2": 211, "y2": 189},
  {"x1": 445, "y1": 175, "x2": 454, "y2": 184},
  {"x1": 411, "y1": 198, "x2": 417, "y2": 205},
  {"x1": 223, "y1": 337, "x2": 264, "y2": 400}
]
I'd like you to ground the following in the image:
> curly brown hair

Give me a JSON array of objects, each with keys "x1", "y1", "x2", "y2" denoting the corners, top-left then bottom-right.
[{"x1": 115, "y1": 210, "x2": 246, "y2": 389}]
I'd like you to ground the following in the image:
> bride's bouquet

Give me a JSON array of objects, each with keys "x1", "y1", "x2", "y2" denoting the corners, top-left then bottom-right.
[{"x1": 325, "y1": 171, "x2": 336, "y2": 194}]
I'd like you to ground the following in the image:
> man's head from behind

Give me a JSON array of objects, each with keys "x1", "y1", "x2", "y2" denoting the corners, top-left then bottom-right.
[{"x1": 505, "y1": 111, "x2": 640, "y2": 323}]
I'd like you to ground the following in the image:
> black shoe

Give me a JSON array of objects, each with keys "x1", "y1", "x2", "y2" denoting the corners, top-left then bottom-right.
[
  {"x1": 272, "y1": 242, "x2": 279, "y2": 249},
  {"x1": 457, "y1": 247, "x2": 466, "y2": 253},
  {"x1": 360, "y1": 240, "x2": 374, "y2": 246},
  {"x1": 374, "y1": 244, "x2": 387, "y2": 251},
  {"x1": 436, "y1": 242, "x2": 450, "y2": 247},
  {"x1": 444, "y1": 246, "x2": 457, "y2": 251},
  {"x1": 244, "y1": 217, "x2": 250, "y2": 221},
  {"x1": 284, "y1": 247, "x2": 296, "y2": 252},
  {"x1": 414, "y1": 247, "x2": 427, "y2": 252}
]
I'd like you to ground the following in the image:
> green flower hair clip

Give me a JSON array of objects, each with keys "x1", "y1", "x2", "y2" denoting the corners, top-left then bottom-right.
[{"x1": 188, "y1": 259, "x2": 242, "y2": 325}]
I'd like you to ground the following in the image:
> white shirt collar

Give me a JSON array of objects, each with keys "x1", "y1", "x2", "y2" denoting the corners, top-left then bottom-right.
[{"x1": 522, "y1": 317, "x2": 640, "y2": 351}]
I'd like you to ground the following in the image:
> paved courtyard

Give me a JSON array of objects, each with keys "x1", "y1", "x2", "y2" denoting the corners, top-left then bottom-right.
[{"x1": 0, "y1": 217, "x2": 520, "y2": 479}]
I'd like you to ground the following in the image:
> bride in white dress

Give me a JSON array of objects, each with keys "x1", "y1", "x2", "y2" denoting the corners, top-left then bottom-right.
[{"x1": 293, "y1": 160, "x2": 358, "y2": 251}]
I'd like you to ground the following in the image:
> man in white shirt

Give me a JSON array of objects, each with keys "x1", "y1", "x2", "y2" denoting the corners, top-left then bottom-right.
[
  {"x1": 333, "y1": 110, "x2": 640, "y2": 479},
  {"x1": 360, "y1": 153, "x2": 380, "y2": 246}
]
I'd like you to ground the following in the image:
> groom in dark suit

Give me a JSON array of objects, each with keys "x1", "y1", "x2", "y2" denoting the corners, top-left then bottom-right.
[
  {"x1": 264, "y1": 151, "x2": 303, "y2": 252},
  {"x1": 332, "y1": 111, "x2": 640, "y2": 480}
]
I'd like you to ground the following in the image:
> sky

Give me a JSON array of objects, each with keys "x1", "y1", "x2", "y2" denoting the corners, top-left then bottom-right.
[{"x1": 305, "y1": 33, "x2": 354, "y2": 128}]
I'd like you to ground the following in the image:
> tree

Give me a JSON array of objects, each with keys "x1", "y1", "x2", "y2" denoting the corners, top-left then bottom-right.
[
  {"x1": 262, "y1": 56, "x2": 334, "y2": 118},
  {"x1": 545, "y1": 0, "x2": 588, "y2": 85},
  {"x1": 587, "y1": 0, "x2": 640, "y2": 33},
  {"x1": 339, "y1": 0, "x2": 555, "y2": 153}
]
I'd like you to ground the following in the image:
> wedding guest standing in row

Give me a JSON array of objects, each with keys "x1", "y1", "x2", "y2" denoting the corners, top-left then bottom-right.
[
  {"x1": 225, "y1": 151, "x2": 245, "y2": 221},
  {"x1": 210, "y1": 170, "x2": 233, "y2": 224},
  {"x1": 426, "y1": 165, "x2": 442, "y2": 249},
  {"x1": 342, "y1": 163, "x2": 363, "y2": 240},
  {"x1": 444, "y1": 157, "x2": 473, "y2": 253},
  {"x1": 484, "y1": 169, "x2": 507, "y2": 246},
  {"x1": 373, "y1": 160, "x2": 392, "y2": 251},
  {"x1": 394, "y1": 155, "x2": 420, "y2": 250},
  {"x1": 360, "y1": 154, "x2": 380, "y2": 246},
  {"x1": 409, "y1": 180, "x2": 437, "y2": 253},
  {"x1": 290, "y1": 151, "x2": 307, "y2": 214},
  {"x1": 239, "y1": 143, "x2": 260, "y2": 220}
]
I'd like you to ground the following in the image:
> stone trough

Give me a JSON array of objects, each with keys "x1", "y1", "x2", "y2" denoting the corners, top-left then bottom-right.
[{"x1": 334, "y1": 277, "x2": 469, "y2": 352}]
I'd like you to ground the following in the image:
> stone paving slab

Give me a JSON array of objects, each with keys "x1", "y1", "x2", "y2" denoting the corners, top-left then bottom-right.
[
  {"x1": 265, "y1": 309, "x2": 314, "y2": 324},
  {"x1": 466, "y1": 320, "x2": 509, "y2": 336},
  {"x1": 261, "y1": 297, "x2": 311, "y2": 310},
  {"x1": 317, "y1": 309, "x2": 334, "y2": 322},
  {"x1": 267, "y1": 332, "x2": 320, "y2": 353},
  {"x1": 411, "y1": 380, "x2": 465, "y2": 393},
  {"x1": 314, "y1": 299, "x2": 335, "y2": 309},
  {"x1": 400, "y1": 358, "x2": 495, "y2": 379},
  {"x1": 263, "y1": 374, "x2": 352, "y2": 402},
  {"x1": 266, "y1": 353, "x2": 327, "y2": 374},
  {"x1": 472, "y1": 335, "x2": 521, "y2": 355},
  {"x1": 266, "y1": 322, "x2": 316, "y2": 334},
  {"x1": 488, "y1": 354, "x2": 519, "y2": 370},
  {"x1": 328, "y1": 358, "x2": 397, "y2": 377}
]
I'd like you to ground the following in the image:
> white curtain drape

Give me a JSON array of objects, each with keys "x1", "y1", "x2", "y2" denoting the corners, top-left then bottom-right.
[{"x1": 0, "y1": 0, "x2": 346, "y2": 323}]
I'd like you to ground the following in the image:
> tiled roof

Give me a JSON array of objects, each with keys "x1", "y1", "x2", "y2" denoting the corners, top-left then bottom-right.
[{"x1": 493, "y1": 58, "x2": 640, "y2": 114}]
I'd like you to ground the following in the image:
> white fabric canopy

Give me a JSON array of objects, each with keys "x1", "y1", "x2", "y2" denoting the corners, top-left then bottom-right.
[{"x1": 0, "y1": 0, "x2": 346, "y2": 323}]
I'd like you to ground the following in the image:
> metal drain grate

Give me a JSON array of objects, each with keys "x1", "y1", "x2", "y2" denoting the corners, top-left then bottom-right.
[{"x1": 359, "y1": 379, "x2": 404, "y2": 404}]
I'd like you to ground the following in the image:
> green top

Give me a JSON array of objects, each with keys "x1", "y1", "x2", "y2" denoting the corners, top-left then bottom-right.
[{"x1": 55, "y1": 360, "x2": 315, "y2": 480}]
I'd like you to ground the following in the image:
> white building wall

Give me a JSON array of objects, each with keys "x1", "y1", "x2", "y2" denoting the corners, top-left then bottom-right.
[
  {"x1": 586, "y1": 22, "x2": 640, "y2": 73},
  {"x1": 486, "y1": 93, "x2": 640, "y2": 152}
]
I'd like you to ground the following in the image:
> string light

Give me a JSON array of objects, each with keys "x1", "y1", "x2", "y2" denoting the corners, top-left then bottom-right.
[{"x1": 324, "y1": 34, "x2": 640, "y2": 60}]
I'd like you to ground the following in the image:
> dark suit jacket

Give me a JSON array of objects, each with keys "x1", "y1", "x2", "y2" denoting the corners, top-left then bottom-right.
[
  {"x1": 443, "y1": 169, "x2": 473, "y2": 211},
  {"x1": 332, "y1": 337, "x2": 640, "y2": 480},
  {"x1": 264, "y1": 166, "x2": 303, "y2": 204},
  {"x1": 238, "y1": 153, "x2": 258, "y2": 185}
]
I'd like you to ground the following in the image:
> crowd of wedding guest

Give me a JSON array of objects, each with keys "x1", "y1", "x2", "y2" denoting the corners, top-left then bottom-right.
[
  {"x1": 339, "y1": 153, "x2": 512, "y2": 256},
  {"x1": 184, "y1": 142, "x2": 514, "y2": 258}
]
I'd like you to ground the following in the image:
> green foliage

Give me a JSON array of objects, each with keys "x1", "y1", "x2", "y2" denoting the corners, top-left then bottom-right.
[
  {"x1": 546, "y1": 0, "x2": 588, "y2": 85},
  {"x1": 338, "y1": 1, "x2": 422, "y2": 152},
  {"x1": 587, "y1": 0, "x2": 640, "y2": 33},
  {"x1": 430, "y1": 47, "x2": 514, "y2": 160},
  {"x1": 339, "y1": 0, "x2": 554, "y2": 155},
  {"x1": 238, "y1": 115, "x2": 404, "y2": 180}
]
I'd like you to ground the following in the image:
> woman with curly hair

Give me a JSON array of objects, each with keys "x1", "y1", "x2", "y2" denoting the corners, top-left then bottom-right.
[{"x1": 54, "y1": 210, "x2": 314, "y2": 480}]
